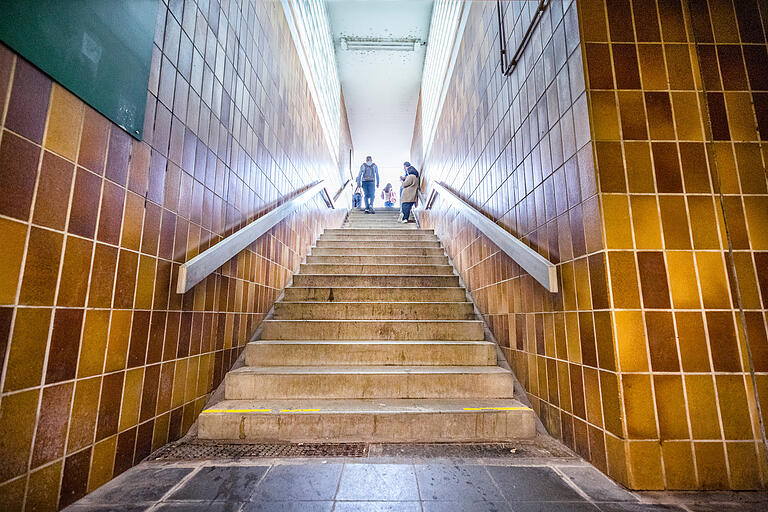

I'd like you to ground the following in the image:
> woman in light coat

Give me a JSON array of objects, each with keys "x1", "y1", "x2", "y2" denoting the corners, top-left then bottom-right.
[{"x1": 399, "y1": 168, "x2": 419, "y2": 223}]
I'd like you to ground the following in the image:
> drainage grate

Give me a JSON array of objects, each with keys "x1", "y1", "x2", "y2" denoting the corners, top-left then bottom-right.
[
  {"x1": 148, "y1": 440, "x2": 368, "y2": 460},
  {"x1": 374, "y1": 441, "x2": 576, "y2": 459}
]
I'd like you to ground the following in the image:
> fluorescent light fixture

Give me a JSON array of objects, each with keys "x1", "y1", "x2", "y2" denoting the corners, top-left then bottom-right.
[{"x1": 340, "y1": 37, "x2": 419, "y2": 52}]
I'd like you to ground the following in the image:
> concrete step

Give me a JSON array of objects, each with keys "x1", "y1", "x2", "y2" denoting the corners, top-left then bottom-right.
[
  {"x1": 259, "y1": 319, "x2": 484, "y2": 340},
  {"x1": 320, "y1": 234, "x2": 437, "y2": 241},
  {"x1": 316, "y1": 240, "x2": 441, "y2": 248},
  {"x1": 283, "y1": 287, "x2": 467, "y2": 302},
  {"x1": 299, "y1": 263, "x2": 454, "y2": 276},
  {"x1": 224, "y1": 366, "x2": 515, "y2": 399},
  {"x1": 244, "y1": 340, "x2": 496, "y2": 366},
  {"x1": 310, "y1": 247, "x2": 445, "y2": 256},
  {"x1": 273, "y1": 301, "x2": 475, "y2": 320},
  {"x1": 306, "y1": 255, "x2": 449, "y2": 265},
  {"x1": 198, "y1": 398, "x2": 535, "y2": 442},
  {"x1": 292, "y1": 274, "x2": 459, "y2": 287},
  {"x1": 325, "y1": 229, "x2": 433, "y2": 235}
]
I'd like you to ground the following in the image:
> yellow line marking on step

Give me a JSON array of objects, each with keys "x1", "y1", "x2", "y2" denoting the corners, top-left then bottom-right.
[
  {"x1": 280, "y1": 408, "x2": 320, "y2": 412},
  {"x1": 202, "y1": 409, "x2": 271, "y2": 413},
  {"x1": 463, "y1": 407, "x2": 532, "y2": 411}
]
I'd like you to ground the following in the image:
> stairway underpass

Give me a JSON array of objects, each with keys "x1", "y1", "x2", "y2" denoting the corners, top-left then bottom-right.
[{"x1": 198, "y1": 208, "x2": 535, "y2": 442}]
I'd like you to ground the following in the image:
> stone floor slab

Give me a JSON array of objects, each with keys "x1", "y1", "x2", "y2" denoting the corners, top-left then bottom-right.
[
  {"x1": 168, "y1": 466, "x2": 268, "y2": 501},
  {"x1": 486, "y1": 466, "x2": 584, "y2": 502},
  {"x1": 336, "y1": 464, "x2": 419, "y2": 501},
  {"x1": 414, "y1": 464, "x2": 504, "y2": 502},
  {"x1": 250, "y1": 464, "x2": 343, "y2": 501}
]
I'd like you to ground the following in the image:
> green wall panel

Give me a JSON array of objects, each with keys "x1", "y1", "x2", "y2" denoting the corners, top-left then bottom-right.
[{"x1": 0, "y1": 0, "x2": 160, "y2": 140}]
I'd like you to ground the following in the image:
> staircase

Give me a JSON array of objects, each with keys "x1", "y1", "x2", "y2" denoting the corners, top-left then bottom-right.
[{"x1": 198, "y1": 207, "x2": 535, "y2": 442}]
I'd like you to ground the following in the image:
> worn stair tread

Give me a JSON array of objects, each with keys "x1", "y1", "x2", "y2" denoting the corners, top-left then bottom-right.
[
  {"x1": 249, "y1": 339, "x2": 493, "y2": 345},
  {"x1": 202, "y1": 398, "x2": 530, "y2": 414},
  {"x1": 230, "y1": 365, "x2": 511, "y2": 375}
]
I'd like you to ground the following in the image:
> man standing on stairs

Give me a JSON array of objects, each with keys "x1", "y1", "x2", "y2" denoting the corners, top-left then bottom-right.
[{"x1": 357, "y1": 155, "x2": 380, "y2": 213}]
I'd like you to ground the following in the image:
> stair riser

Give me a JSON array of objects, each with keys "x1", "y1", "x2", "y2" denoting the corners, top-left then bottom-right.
[
  {"x1": 199, "y1": 410, "x2": 536, "y2": 442},
  {"x1": 299, "y1": 264, "x2": 454, "y2": 276},
  {"x1": 320, "y1": 235, "x2": 437, "y2": 241},
  {"x1": 273, "y1": 302, "x2": 475, "y2": 320},
  {"x1": 310, "y1": 247, "x2": 445, "y2": 256},
  {"x1": 325, "y1": 229, "x2": 433, "y2": 235},
  {"x1": 245, "y1": 343, "x2": 496, "y2": 366},
  {"x1": 260, "y1": 320, "x2": 484, "y2": 340},
  {"x1": 225, "y1": 372, "x2": 515, "y2": 399},
  {"x1": 306, "y1": 255, "x2": 449, "y2": 265},
  {"x1": 292, "y1": 275, "x2": 460, "y2": 287},
  {"x1": 283, "y1": 287, "x2": 467, "y2": 302},
  {"x1": 316, "y1": 240, "x2": 441, "y2": 248}
]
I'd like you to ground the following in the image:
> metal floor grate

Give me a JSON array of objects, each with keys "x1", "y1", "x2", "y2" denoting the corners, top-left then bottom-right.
[{"x1": 148, "y1": 440, "x2": 369, "y2": 460}]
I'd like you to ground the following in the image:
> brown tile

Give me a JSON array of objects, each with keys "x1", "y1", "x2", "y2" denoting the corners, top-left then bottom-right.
[
  {"x1": 68, "y1": 168, "x2": 102, "y2": 238},
  {"x1": 3, "y1": 307, "x2": 51, "y2": 391},
  {"x1": 78, "y1": 107, "x2": 110, "y2": 174},
  {"x1": 113, "y1": 427, "x2": 137, "y2": 476},
  {"x1": 105, "y1": 127, "x2": 131, "y2": 186},
  {"x1": 696, "y1": 252, "x2": 731, "y2": 308},
  {"x1": 659, "y1": 195, "x2": 691, "y2": 249},
  {"x1": 45, "y1": 308, "x2": 84, "y2": 384},
  {"x1": 127, "y1": 141, "x2": 150, "y2": 196},
  {"x1": 78, "y1": 309, "x2": 110, "y2": 378},
  {"x1": 113, "y1": 250, "x2": 138, "y2": 309},
  {"x1": 96, "y1": 180, "x2": 126, "y2": 245},
  {"x1": 58, "y1": 235, "x2": 93, "y2": 307},
  {"x1": 0, "y1": 307, "x2": 11, "y2": 377},
  {"x1": 671, "y1": 92, "x2": 703, "y2": 141},
  {"x1": 586, "y1": 44, "x2": 614, "y2": 89},
  {"x1": 88, "y1": 244, "x2": 118, "y2": 308},
  {"x1": 596, "y1": 141, "x2": 626, "y2": 192},
  {"x1": 5, "y1": 58, "x2": 51, "y2": 143},
  {"x1": 0, "y1": 388, "x2": 40, "y2": 482},
  {"x1": 606, "y1": 1, "x2": 634, "y2": 41},
  {"x1": 96, "y1": 371, "x2": 124, "y2": 441},
  {"x1": 141, "y1": 202, "x2": 162, "y2": 256},
  {"x1": 745, "y1": 311, "x2": 768, "y2": 372},
  {"x1": 0, "y1": 44, "x2": 14, "y2": 111},
  {"x1": 676, "y1": 311, "x2": 711, "y2": 372},
  {"x1": 31, "y1": 382, "x2": 74, "y2": 468},
  {"x1": 734, "y1": 143, "x2": 767, "y2": 194},
  {"x1": 618, "y1": 91, "x2": 647, "y2": 140},
  {"x1": 665, "y1": 44, "x2": 694, "y2": 89},
  {"x1": 591, "y1": 91, "x2": 620, "y2": 140},
  {"x1": 0, "y1": 478, "x2": 25, "y2": 512},
  {"x1": 19, "y1": 227, "x2": 63, "y2": 306},
  {"x1": 679, "y1": 142, "x2": 711, "y2": 193},
  {"x1": 706, "y1": 93, "x2": 731, "y2": 140},
  {"x1": 687, "y1": 196, "x2": 720, "y2": 249},
  {"x1": 698, "y1": 45, "x2": 722, "y2": 90},
  {"x1": 630, "y1": 195, "x2": 662, "y2": 249},
  {"x1": 121, "y1": 191, "x2": 145, "y2": 251},
  {"x1": 127, "y1": 310, "x2": 150, "y2": 368},
  {"x1": 147, "y1": 151, "x2": 167, "y2": 205},
  {"x1": 706, "y1": 311, "x2": 741, "y2": 372},
  {"x1": 646, "y1": 311, "x2": 679, "y2": 371},
  {"x1": 613, "y1": 44, "x2": 641, "y2": 89},
  {"x1": 645, "y1": 92, "x2": 675, "y2": 139},
  {"x1": 580, "y1": 0, "x2": 609, "y2": 41},
  {"x1": 695, "y1": 442, "x2": 729, "y2": 489},
  {"x1": 653, "y1": 375, "x2": 688, "y2": 440},
  {"x1": 726, "y1": 442, "x2": 763, "y2": 489},
  {"x1": 140, "y1": 364, "x2": 161, "y2": 422},
  {"x1": 119, "y1": 368, "x2": 144, "y2": 430},
  {"x1": 717, "y1": 46, "x2": 748, "y2": 90},
  {"x1": 27, "y1": 460, "x2": 63, "y2": 512},
  {"x1": 0, "y1": 130, "x2": 41, "y2": 221},
  {"x1": 657, "y1": 0, "x2": 687, "y2": 42},
  {"x1": 44, "y1": 84, "x2": 84, "y2": 161},
  {"x1": 637, "y1": 251, "x2": 671, "y2": 308},
  {"x1": 743, "y1": 45, "x2": 768, "y2": 90},
  {"x1": 59, "y1": 447, "x2": 91, "y2": 508},
  {"x1": 0, "y1": 217, "x2": 27, "y2": 304},
  {"x1": 651, "y1": 142, "x2": 683, "y2": 193},
  {"x1": 32, "y1": 151, "x2": 75, "y2": 230},
  {"x1": 632, "y1": 0, "x2": 661, "y2": 41}
]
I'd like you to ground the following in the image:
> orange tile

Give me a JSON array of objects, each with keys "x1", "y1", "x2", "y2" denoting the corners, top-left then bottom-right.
[
  {"x1": 666, "y1": 251, "x2": 701, "y2": 309},
  {"x1": 685, "y1": 375, "x2": 722, "y2": 440},
  {"x1": 622, "y1": 374, "x2": 658, "y2": 439},
  {"x1": 661, "y1": 441, "x2": 697, "y2": 489},
  {"x1": 602, "y1": 195, "x2": 633, "y2": 249},
  {"x1": 675, "y1": 312, "x2": 711, "y2": 372},
  {"x1": 687, "y1": 196, "x2": 720, "y2": 249},
  {"x1": 67, "y1": 376, "x2": 100, "y2": 454},
  {"x1": 3, "y1": 307, "x2": 51, "y2": 391},
  {"x1": 743, "y1": 196, "x2": 768, "y2": 250},
  {"x1": 614, "y1": 311, "x2": 648, "y2": 372},
  {"x1": 726, "y1": 442, "x2": 764, "y2": 489},
  {"x1": 653, "y1": 375, "x2": 688, "y2": 440},
  {"x1": 0, "y1": 217, "x2": 27, "y2": 303},
  {"x1": 605, "y1": 434, "x2": 629, "y2": 486},
  {"x1": 628, "y1": 440, "x2": 664, "y2": 489},
  {"x1": 671, "y1": 92, "x2": 703, "y2": 141},
  {"x1": 78, "y1": 310, "x2": 110, "y2": 378},
  {"x1": 716, "y1": 375, "x2": 754, "y2": 440},
  {"x1": 695, "y1": 252, "x2": 731, "y2": 309},
  {"x1": 629, "y1": 195, "x2": 662, "y2": 249},
  {"x1": 105, "y1": 310, "x2": 131, "y2": 372},
  {"x1": 659, "y1": 196, "x2": 691, "y2": 249},
  {"x1": 591, "y1": 91, "x2": 621, "y2": 140},
  {"x1": 694, "y1": 442, "x2": 730, "y2": 489},
  {"x1": 624, "y1": 142, "x2": 655, "y2": 193}
]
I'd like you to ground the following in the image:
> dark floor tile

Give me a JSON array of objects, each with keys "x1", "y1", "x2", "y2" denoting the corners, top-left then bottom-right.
[
  {"x1": 241, "y1": 501, "x2": 333, "y2": 512},
  {"x1": 333, "y1": 503, "x2": 422, "y2": 512},
  {"x1": 168, "y1": 465, "x2": 268, "y2": 502},
  {"x1": 559, "y1": 466, "x2": 638, "y2": 502},
  {"x1": 487, "y1": 466, "x2": 584, "y2": 502},
  {"x1": 337, "y1": 464, "x2": 419, "y2": 501},
  {"x1": 685, "y1": 504, "x2": 768, "y2": 512},
  {"x1": 79, "y1": 467, "x2": 192, "y2": 504},
  {"x1": 414, "y1": 465, "x2": 504, "y2": 502},
  {"x1": 63, "y1": 505, "x2": 150, "y2": 512},
  {"x1": 596, "y1": 504, "x2": 684, "y2": 511},
  {"x1": 422, "y1": 502, "x2": 511, "y2": 512},
  {"x1": 155, "y1": 503, "x2": 244, "y2": 512},
  {"x1": 251, "y1": 464, "x2": 342, "y2": 501},
  {"x1": 512, "y1": 503, "x2": 599, "y2": 512}
]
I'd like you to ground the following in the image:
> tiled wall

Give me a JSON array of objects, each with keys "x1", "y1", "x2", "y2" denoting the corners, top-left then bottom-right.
[
  {"x1": 0, "y1": 0, "x2": 348, "y2": 509},
  {"x1": 417, "y1": 0, "x2": 767, "y2": 490}
]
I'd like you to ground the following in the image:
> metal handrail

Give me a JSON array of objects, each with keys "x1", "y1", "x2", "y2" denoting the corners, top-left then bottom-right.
[
  {"x1": 176, "y1": 180, "x2": 334, "y2": 293},
  {"x1": 425, "y1": 182, "x2": 558, "y2": 293}
]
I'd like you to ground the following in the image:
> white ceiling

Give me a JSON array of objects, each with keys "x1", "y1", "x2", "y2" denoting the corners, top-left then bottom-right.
[{"x1": 327, "y1": 0, "x2": 433, "y2": 174}]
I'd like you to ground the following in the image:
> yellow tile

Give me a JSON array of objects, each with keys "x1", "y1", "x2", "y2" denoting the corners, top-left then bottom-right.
[
  {"x1": 628, "y1": 441, "x2": 664, "y2": 489},
  {"x1": 119, "y1": 367, "x2": 144, "y2": 431},
  {"x1": 666, "y1": 251, "x2": 701, "y2": 309},
  {"x1": 695, "y1": 442, "x2": 730, "y2": 489},
  {"x1": 654, "y1": 375, "x2": 688, "y2": 440},
  {"x1": 0, "y1": 389, "x2": 40, "y2": 482},
  {"x1": 602, "y1": 195, "x2": 634, "y2": 249},
  {"x1": 574, "y1": 258, "x2": 592, "y2": 310},
  {"x1": 583, "y1": 368, "x2": 603, "y2": 428},
  {"x1": 743, "y1": 196, "x2": 768, "y2": 250},
  {"x1": 695, "y1": 252, "x2": 731, "y2": 309},
  {"x1": 726, "y1": 442, "x2": 764, "y2": 489},
  {"x1": 605, "y1": 434, "x2": 629, "y2": 487},
  {"x1": 685, "y1": 375, "x2": 722, "y2": 439},
  {"x1": 716, "y1": 375, "x2": 754, "y2": 440},
  {"x1": 629, "y1": 195, "x2": 662, "y2": 249},
  {"x1": 0, "y1": 217, "x2": 27, "y2": 303},
  {"x1": 172, "y1": 359, "x2": 188, "y2": 408},
  {"x1": 0, "y1": 477, "x2": 25, "y2": 512},
  {"x1": 566, "y1": 312, "x2": 582, "y2": 364},
  {"x1": 614, "y1": 311, "x2": 648, "y2": 372},
  {"x1": 4, "y1": 308, "x2": 51, "y2": 391},
  {"x1": 44, "y1": 84, "x2": 84, "y2": 160},
  {"x1": 622, "y1": 374, "x2": 658, "y2": 439},
  {"x1": 105, "y1": 310, "x2": 131, "y2": 372},
  {"x1": 88, "y1": 435, "x2": 116, "y2": 492},
  {"x1": 78, "y1": 310, "x2": 110, "y2": 378},
  {"x1": 26, "y1": 460, "x2": 63, "y2": 512},
  {"x1": 661, "y1": 441, "x2": 697, "y2": 489}
]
